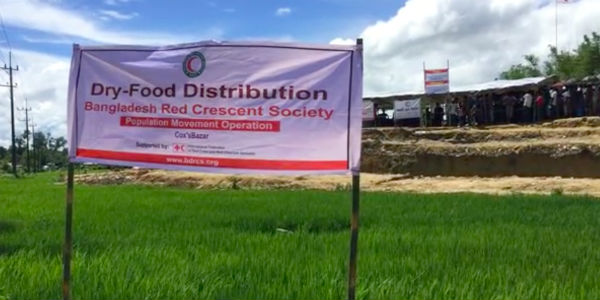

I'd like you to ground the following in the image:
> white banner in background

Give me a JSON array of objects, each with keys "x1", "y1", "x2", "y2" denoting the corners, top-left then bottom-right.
[
  {"x1": 67, "y1": 41, "x2": 363, "y2": 174},
  {"x1": 394, "y1": 99, "x2": 421, "y2": 120},
  {"x1": 362, "y1": 100, "x2": 375, "y2": 121}
]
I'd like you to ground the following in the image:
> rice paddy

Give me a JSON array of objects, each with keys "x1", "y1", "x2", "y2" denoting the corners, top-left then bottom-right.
[{"x1": 1, "y1": 172, "x2": 600, "y2": 299}]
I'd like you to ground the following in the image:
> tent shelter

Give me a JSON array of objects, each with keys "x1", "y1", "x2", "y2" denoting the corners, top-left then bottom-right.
[{"x1": 364, "y1": 76, "x2": 557, "y2": 126}]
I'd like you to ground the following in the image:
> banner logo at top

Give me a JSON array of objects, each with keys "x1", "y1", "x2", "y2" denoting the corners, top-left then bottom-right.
[{"x1": 183, "y1": 51, "x2": 206, "y2": 78}]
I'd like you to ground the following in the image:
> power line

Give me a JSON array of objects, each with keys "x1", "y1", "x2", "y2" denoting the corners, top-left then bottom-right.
[
  {"x1": 29, "y1": 121, "x2": 38, "y2": 172},
  {"x1": 0, "y1": 43, "x2": 6, "y2": 64},
  {"x1": 0, "y1": 36, "x2": 7, "y2": 67},
  {"x1": 18, "y1": 97, "x2": 32, "y2": 173},
  {"x1": 0, "y1": 7, "x2": 10, "y2": 74},
  {"x1": 1, "y1": 51, "x2": 18, "y2": 177},
  {"x1": 0, "y1": 49, "x2": 7, "y2": 67},
  {"x1": 0, "y1": 8, "x2": 12, "y2": 51},
  {"x1": 12, "y1": 52, "x2": 30, "y2": 99},
  {"x1": 0, "y1": 51, "x2": 7, "y2": 74}
]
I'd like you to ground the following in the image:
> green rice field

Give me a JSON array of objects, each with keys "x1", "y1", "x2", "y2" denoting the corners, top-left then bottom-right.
[{"x1": 1, "y1": 172, "x2": 600, "y2": 299}]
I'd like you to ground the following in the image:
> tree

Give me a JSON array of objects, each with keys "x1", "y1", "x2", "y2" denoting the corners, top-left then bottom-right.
[
  {"x1": 28, "y1": 130, "x2": 67, "y2": 171},
  {"x1": 501, "y1": 31, "x2": 600, "y2": 81},
  {"x1": 500, "y1": 54, "x2": 543, "y2": 79},
  {"x1": 0, "y1": 146, "x2": 6, "y2": 160},
  {"x1": 575, "y1": 32, "x2": 600, "y2": 78}
]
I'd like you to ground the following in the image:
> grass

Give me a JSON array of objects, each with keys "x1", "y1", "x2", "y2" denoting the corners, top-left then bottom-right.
[{"x1": 1, "y1": 172, "x2": 600, "y2": 299}]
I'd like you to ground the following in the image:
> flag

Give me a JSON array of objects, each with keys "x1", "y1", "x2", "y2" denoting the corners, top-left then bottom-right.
[{"x1": 424, "y1": 68, "x2": 449, "y2": 94}]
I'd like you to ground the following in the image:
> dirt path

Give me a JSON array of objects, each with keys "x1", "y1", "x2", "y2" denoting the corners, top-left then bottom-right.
[{"x1": 76, "y1": 170, "x2": 600, "y2": 197}]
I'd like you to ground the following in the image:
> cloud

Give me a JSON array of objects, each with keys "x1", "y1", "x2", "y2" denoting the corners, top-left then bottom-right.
[
  {"x1": 223, "y1": 8, "x2": 236, "y2": 13},
  {"x1": 0, "y1": 0, "x2": 225, "y2": 147},
  {"x1": 238, "y1": 35, "x2": 295, "y2": 43},
  {"x1": 0, "y1": 0, "x2": 221, "y2": 45},
  {"x1": 0, "y1": 48, "x2": 70, "y2": 147},
  {"x1": 275, "y1": 7, "x2": 291, "y2": 17},
  {"x1": 104, "y1": 0, "x2": 131, "y2": 6},
  {"x1": 330, "y1": 38, "x2": 355, "y2": 46},
  {"x1": 331, "y1": 0, "x2": 600, "y2": 97},
  {"x1": 21, "y1": 35, "x2": 73, "y2": 44},
  {"x1": 98, "y1": 9, "x2": 139, "y2": 21}
]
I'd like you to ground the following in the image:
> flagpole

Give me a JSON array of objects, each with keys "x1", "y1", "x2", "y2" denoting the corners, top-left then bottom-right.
[{"x1": 555, "y1": 0, "x2": 558, "y2": 51}]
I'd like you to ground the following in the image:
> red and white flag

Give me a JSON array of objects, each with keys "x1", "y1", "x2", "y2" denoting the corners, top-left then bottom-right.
[{"x1": 424, "y1": 68, "x2": 449, "y2": 94}]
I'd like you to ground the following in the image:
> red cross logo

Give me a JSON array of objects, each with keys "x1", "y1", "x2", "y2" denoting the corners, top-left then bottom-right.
[{"x1": 173, "y1": 144, "x2": 185, "y2": 152}]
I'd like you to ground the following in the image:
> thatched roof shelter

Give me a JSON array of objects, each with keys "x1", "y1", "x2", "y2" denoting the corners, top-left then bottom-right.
[{"x1": 364, "y1": 76, "x2": 558, "y2": 107}]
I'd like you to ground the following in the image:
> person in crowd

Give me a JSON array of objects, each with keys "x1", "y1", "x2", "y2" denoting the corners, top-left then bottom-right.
[
  {"x1": 469, "y1": 103, "x2": 476, "y2": 126},
  {"x1": 467, "y1": 95, "x2": 476, "y2": 112},
  {"x1": 535, "y1": 92, "x2": 544, "y2": 122},
  {"x1": 478, "y1": 95, "x2": 488, "y2": 124},
  {"x1": 550, "y1": 88, "x2": 558, "y2": 119},
  {"x1": 543, "y1": 88, "x2": 551, "y2": 120},
  {"x1": 574, "y1": 86, "x2": 584, "y2": 117},
  {"x1": 489, "y1": 94, "x2": 497, "y2": 124},
  {"x1": 562, "y1": 86, "x2": 571, "y2": 117},
  {"x1": 592, "y1": 85, "x2": 600, "y2": 116},
  {"x1": 522, "y1": 91, "x2": 533, "y2": 123},
  {"x1": 502, "y1": 93, "x2": 515, "y2": 123},
  {"x1": 448, "y1": 98, "x2": 458, "y2": 126},
  {"x1": 376, "y1": 108, "x2": 388, "y2": 127},
  {"x1": 424, "y1": 106, "x2": 432, "y2": 127},
  {"x1": 433, "y1": 102, "x2": 444, "y2": 126},
  {"x1": 584, "y1": 85, "x2": 593, "y2": 116},
  {"x1": 470, "y1": 103, "x2": 483, "y2": 126},
  {"x1": 557, "y1": 88, "x2": 565, "y2": 117},
  {"x1": 457, "y1": 102, "x2": 466, "y2": 127}
]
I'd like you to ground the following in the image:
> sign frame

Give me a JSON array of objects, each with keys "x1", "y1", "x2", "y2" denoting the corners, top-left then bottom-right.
[
  {"x1": 67, "y1": 41, "x2": 362, "y2": 175},
  {"x1": 62, "y1": 39, "x2": 364, "y2": 300}
]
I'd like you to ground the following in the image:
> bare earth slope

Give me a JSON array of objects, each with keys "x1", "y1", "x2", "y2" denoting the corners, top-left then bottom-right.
[
  {"x1": 76, "y1": 117, "x2": 600, "y2": 197},
  {"x1": 362, "y1": 117, "x2": 600, "y2": 177},
  {"x1": 77, "y1": 169, "x2": 600, "y2": 197}
]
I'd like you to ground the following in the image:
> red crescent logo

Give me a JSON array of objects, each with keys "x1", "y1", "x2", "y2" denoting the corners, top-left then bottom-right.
[{"x1": 186, "y1": 56, "x2": 197, "y2": 73}]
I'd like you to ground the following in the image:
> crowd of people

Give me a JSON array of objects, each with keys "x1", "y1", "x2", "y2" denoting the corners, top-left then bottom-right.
[{"x1": 422, "y1": 83, "x2": 600, "y2": 127}]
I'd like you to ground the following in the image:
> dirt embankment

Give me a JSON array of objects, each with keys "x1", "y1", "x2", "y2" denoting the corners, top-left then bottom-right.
[
  {"x1": 74, "y1": 117, "x2": 600, "y2": 195},
  {"x1": 76, "y1": 169, "x2": 600, "y2": 197},
  {"x1": 362, "y1": 117, "x2": 600, "y2": 177}
]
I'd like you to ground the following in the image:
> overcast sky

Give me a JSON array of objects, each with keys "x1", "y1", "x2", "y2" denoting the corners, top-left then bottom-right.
[{"x1": 0, "y1": 0, "x2": 599, "y2": 147}]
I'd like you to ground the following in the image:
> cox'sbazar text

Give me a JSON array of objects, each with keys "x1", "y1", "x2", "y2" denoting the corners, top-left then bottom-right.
[{"x1": 83, "y1": 101, "x2": 335, "y2": 121}]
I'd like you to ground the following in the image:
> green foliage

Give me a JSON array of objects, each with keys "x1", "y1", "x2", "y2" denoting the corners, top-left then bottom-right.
[
  {"x1": 2, "y1": 173, "x2": 600, "y2": 299},
  {"x1": 501, "y1": 32, "x2": 600, "y2": 80},
  {"x1": 1, "y1": 130, "x2": 68, "y2": 174},
  {"x1": 500, "y1": 54, "x2": 543, "y2": 79},
  {"x1": 0, "y1": 146, "x2": 7, "y2": 160}
]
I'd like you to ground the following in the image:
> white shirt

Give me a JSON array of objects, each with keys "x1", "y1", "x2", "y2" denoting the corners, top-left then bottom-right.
[
  {"x1": 448, "y1": 103, "x2": 457, "y2": 115},
  {"x1": 550, "y1": 90, "x2": 558, "y2": 106},
  {"x1": 523, "y1": 93, "x2": 533, "y2": 108}
]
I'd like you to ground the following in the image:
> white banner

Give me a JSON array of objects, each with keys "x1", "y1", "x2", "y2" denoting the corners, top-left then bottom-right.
[
  {"x1": 362, "y1": 100, "x2": 375, "y2": 121},
  {"x1": 394, "y1": 99, "x2": 421, "y2": 120},
  {"x1": 67, "y1": 41, "x2": 363, "y2": 174}
]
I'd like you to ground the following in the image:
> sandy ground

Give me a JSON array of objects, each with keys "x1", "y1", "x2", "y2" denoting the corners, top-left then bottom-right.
[
  {"x1": 363, "y1": 117, "x2": 600, "y2": 157},
  {"x1": 74, "y1": 118, "x2": 600, "y2": 197},
  {"x1": 76, "y1": 169, "x2": 600, "y2": 197}
]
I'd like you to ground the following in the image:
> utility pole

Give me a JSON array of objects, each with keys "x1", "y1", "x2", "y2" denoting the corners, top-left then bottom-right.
[
  {"x1": 18, "y1": 98, "x2": 32, "y2": 173},
  {"x1": 1, "y1": 51, "x2": 19, "y2": 177},
  {"x1": 30, "y1": 122, "x2": 37, "y2": 172}
]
